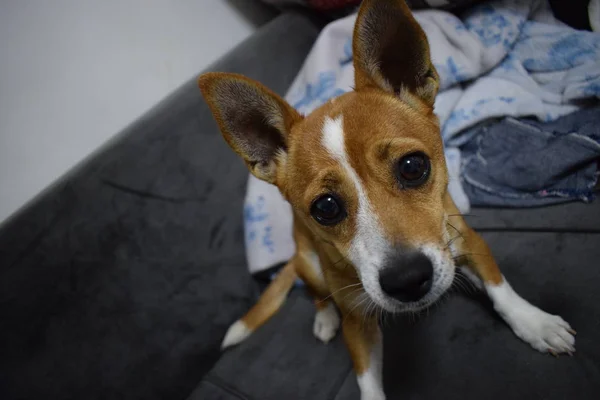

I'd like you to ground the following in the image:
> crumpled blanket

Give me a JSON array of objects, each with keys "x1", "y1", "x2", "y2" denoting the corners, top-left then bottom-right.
[{"x1": 244, "y1": 0, "x2": 600, "y2": 274}]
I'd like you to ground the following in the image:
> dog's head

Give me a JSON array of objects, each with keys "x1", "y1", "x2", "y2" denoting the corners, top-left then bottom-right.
[{"x1": 199, "y1": 0, "x2": 455, "y2": 313}]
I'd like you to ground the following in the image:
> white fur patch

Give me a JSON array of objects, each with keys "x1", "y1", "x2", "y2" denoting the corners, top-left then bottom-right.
[
  {"x1": 321, "y1": 116, "x2": 390, "y2": 308},
  {"x1": 356, "y1": 329, "x2": 386, "y2": 400},
  {"x1": 313, "y1": 302, "x2": 340, "y2": 343},
  {"x1": 486, "y1": 278, "x2": 575, "y2": 354},
  {"x1": 221, "y1": 320, "x2": 251, "y2": 349},
  {"x1": 418, "y1": 244, "x2": 455, "y2": 305},
  {"x1": 322, "y1": 116, "x2": 347, "y2": 160}
]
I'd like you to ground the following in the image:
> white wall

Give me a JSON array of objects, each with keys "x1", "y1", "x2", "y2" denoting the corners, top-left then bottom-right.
[{"x1": 0, "y1": 0, "x2": 273, "y2": 223}]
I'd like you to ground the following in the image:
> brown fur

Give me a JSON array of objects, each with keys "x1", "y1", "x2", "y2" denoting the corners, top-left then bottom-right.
[
  {"x1": 342, "y1": 314, "x2": 380, "y2": 375},
  {"x1": 444, "y1": 194, "x2": 503, "y2": 285},
  {"x1": 199, "y1": 0, "x2": 506, "y2": 388},
  {"x1": 240, "y1": 259, "x2": 298, "y2": 330}
]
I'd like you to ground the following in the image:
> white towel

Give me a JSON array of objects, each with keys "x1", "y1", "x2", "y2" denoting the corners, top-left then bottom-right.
[{"x1": 244, "y1": 0, "x2": 600, "y2": 274}]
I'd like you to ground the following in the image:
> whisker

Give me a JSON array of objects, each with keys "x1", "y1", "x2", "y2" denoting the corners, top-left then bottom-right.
[
  {"x1": 367, "y1": 301, "x2": 380, "y2": 331},
  {"x1": 366, "y1": 305, "x2": 373, "y2": 331},
  {"x1": 445, "y1": 234, "x2": 464, "y2": 250},
  {"x1": 342, "y1": 287, "x2": 365, "y2": 302},
  {"x1": 332, "y1": 256, "x2": 347, "y2": 267},
  {"x1": 446, "y1": 221, "x2": 464, "y2": 239},
  {"x1": 317, "y1": 283, "x2": 362, "y2": 304},
  {"x1": 361, "y1": 302, "x2": 371, "y2": 332},
  {"x1": 459, "y1": 273, "x2": 479, "y2": 294},
  {"x1": 345, "y1": 293, "x2": 370, "y2": 322},
  {"x1": 452, "y1": 252, "x2": 492, "y2": 261},
  {"x1": 459, "y1": 278, "x2": 471, "y2": 293},
  {"x1": 314, "y1": 233, "x2": 336, "y2": 247},
  {"x1": 452, "y1": 276, "x2": 469, "y2": 293},
  {"x1": 437, "y1": 291, "x2": 451, "y2": 311},
  {"x1": 347, "y1": 292, "x2": 365, "y2": 309}
]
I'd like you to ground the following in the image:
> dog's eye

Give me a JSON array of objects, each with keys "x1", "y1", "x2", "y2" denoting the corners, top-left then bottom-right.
[
  {"x1": 310, "y1": 194, "x2": 346, "y2": 226},
  {"x1": 396, "y1": 152, "x2": 430, "y2": 188}
]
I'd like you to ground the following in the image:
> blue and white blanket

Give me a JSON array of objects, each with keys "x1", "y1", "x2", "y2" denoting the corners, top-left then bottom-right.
[{"x1": 244, "y1": 0, "x2": 600, "y2": 274}]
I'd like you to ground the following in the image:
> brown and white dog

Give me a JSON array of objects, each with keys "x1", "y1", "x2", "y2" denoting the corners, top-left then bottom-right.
[{"x1": 199, "y1": 0, "x2": 576, "y2": 398}]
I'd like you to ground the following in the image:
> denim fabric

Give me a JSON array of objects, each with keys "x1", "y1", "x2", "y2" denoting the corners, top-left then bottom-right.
[{"x1": 461, "y1": 106, "x2": 600, "y2": 207}]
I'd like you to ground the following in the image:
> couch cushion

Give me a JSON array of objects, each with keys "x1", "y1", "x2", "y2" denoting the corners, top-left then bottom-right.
[
  {"x1": 0, "y1": 10, "x2": 325, "y2": 400},
  {"x1": 382, "y1": 230, "x2": 600, "y2": 399},
  {"x1": 468, "y1": 201, "x2": 600, "y2": 231},
  {"x1": 194, "y1": 213, "x2": 600, "y2": 400},
  {"x1": 188, "y1": 291, "x2": 352, "y2": 400}
]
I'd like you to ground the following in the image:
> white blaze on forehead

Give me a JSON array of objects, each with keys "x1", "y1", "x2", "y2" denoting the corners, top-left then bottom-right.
[
  {"x1": 321, "y1": 116, "x2": 388, "y2": 285},
  {"x1": 322, "y1": 116, "x2": 346, "y2": 160}
]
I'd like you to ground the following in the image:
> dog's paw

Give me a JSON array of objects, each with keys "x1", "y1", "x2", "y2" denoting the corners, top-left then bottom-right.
[
  {"x1": 509, "y1": 308, "x2": 576, "y2": 355},
  {"x1": 488, "y1": 281, "x2": 576, "y2": 356},
  {"x1": 221, "y1": 320, "x2": 251, "y2": 350},
  {"x1": 313, "y1": 303, "x2": 340, "y2": 343}
]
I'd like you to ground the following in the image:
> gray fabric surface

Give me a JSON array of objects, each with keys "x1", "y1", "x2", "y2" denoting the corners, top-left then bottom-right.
[
  {"x1": 189, "y1": 291, "x2": 352, "y2": 400},
  {"x1": 464, "y1": 201, "x2": 600, "y2": 231},
  {"x1": 0, "y1": 11, "x2": 325, "y2": 400},
  {"x1": 194, "y1": 228, "x2": 600, "y2": 400},
  {"x1": 382, "y1": 230, "x2": 600, "y2": 399}
]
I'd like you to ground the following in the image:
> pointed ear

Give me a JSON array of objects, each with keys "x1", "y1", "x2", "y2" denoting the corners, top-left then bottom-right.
[
  {"x1": 199, "y1": 72, "x2": 302, "y2": 184},
  {"x1": 353, "y1": 0, "x2": 439, "y2": 107}
]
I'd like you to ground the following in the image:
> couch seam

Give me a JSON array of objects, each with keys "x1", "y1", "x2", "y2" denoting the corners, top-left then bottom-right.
[
  {"x1": 201, "y1": 375, "x2": 254, "y2": 400},
  {"x1": 329, "y1": 364, "x2": 354, "y2": 400},
  {"x1": 474, "y1": 227, "x2": 600, "y2": 234}
]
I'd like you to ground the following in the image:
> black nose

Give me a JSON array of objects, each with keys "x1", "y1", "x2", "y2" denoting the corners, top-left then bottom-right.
[{"x1": 379, "y1": 252, "x2": 433, "y2": 302}]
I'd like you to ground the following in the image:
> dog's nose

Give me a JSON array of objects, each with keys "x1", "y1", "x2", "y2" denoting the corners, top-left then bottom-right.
[{"x1": 379, "y1": 252, "x2": 433, "y2": 302}]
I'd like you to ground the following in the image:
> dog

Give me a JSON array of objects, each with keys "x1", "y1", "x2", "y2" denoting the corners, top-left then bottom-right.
[{"x1": 198, "y1": 0, "x2": 576, "y2": 398}]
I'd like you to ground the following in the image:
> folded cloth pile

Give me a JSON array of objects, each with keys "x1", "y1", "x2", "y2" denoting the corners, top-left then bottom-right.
[{"x1": 244, "y1": 0, "x2": 600, "y2": 275}]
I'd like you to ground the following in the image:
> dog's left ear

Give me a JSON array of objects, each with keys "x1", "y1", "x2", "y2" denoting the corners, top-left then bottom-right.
[
  {"x1": 199, "y1": 72, "x2": 302, "y2": 185},
  {"x1": 353, "y1": 0, "x2": 439, "y2": 107}
]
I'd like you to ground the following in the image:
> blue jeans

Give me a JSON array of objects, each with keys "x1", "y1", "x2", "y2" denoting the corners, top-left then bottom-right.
[{"x1": 460, "y1": 106, "x2": 600, "y2": 207}]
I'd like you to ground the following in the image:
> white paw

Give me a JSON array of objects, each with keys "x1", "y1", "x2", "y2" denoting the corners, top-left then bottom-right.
[
  {"x1": 313, "y1": 303, "x2": 340, "y2": 343},
  {"x1": 487, "y1": 280, "x2": 576, "y2": 356},
  {"x1": 221, "y1": 320, "x2": 251, "y2": 350},
  {"x1": 359, "y1": 386, "x2": 386, "y2": 400},
  {"x1": 508, "y1": 308, "x2": 576, "y2": 355},
  {"x1": 358, "y1": 371, "x2": 386, "y2": 400}
]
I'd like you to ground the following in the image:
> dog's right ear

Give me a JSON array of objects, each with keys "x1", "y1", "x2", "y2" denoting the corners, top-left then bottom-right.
[
  {"x1": 199, "y1": 72, "x2": 302, "y2": 185},
  {"x1": 353, "y1": 0, "x2": 439, "y2": 108}
]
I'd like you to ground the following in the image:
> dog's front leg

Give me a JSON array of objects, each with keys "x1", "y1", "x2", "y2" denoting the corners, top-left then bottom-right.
[
  {"x1": 341, "y1": 314, "x2": 385, "y2": 400},
  {"x1": 446, "y1": 197, "x2": 576, "y2": 355}
]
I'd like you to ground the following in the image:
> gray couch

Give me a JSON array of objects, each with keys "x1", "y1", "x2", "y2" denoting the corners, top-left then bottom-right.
[{"x1": 1, "y1": 10, "x2": 599, "y2": 400}]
